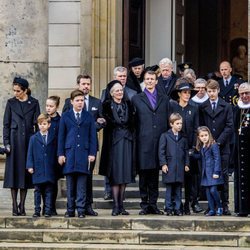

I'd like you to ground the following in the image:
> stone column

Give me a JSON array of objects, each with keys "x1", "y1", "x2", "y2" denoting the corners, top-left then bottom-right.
[
  {"x1": 0, "y1": 0, "x2": 48, "y2": 139},
  {"x1": 92, "y1": 0, "x2": 123, "y2": 97}
]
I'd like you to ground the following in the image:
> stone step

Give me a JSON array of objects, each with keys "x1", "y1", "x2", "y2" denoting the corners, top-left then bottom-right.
[
  {"x1": 0, "y1": 243, "x2": 249, "y2": 250},
  {"x1": 0, "y1": 228, "x2": 249, "y2": 247},
  {"x1": 2, "y1": 215, "x2": 250, "y2": 232},
  {"x1": 57, "y1": 197, "x2": 224, "y2": 210}
]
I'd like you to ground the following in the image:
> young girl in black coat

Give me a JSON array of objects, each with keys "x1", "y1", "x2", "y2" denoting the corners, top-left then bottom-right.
[
  {"x1": 196, "y1": 126, "x2": 224, "y2": 216},
  {"x1": 46, "y1": 96, "x2": 61, "y2": 215}
]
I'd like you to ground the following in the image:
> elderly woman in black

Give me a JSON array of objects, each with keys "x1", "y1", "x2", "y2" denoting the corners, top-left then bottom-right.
[
  {"x1": 3, "y1": 77, "x2": 40, "y2": 216},
  {"x1": 99, "y1": 80, "x2": 135, "y2": 216}
]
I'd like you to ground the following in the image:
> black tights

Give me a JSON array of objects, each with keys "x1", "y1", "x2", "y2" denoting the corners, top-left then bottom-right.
[
  {"x1": 112, "y1": 184, "x2": 126, "y2": 209},
  {"x1": 11, "y1": 188, "x2": 27, "y2": 214}
]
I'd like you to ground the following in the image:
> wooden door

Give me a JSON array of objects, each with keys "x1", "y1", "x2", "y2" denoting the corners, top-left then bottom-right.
[{"x1": 123, "y1": 0, "x2": 145, "y2": 67}]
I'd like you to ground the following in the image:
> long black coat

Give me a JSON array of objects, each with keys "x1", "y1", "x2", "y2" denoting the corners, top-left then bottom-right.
[
  {"x1": 99, "y1": 99, "x2": 136, "y2": 183},
  {"x1": 158, "y1": 130, "x2": 189, "y2": 184},
  {"x1": 126, "y1": 71, "x2": 143, "y2": 93},
  {"x1": 3, "y1": 96, "x2": 40, "y2": 188},
  {"x1": 132, "y1": 92, "x2": 170, "y2": 170},
  {"x1": 170, "y1": 102, "x2": 199, "y2": 148},
  {"x1": 199, "y1": 98, "x2": 234, "y2": 155},
  {"x1": 233, "y1": 105, "x2": 250, "y2": 214},
  {"x1": 156, "y1": 73, "x2": 177, "y2": 97}
]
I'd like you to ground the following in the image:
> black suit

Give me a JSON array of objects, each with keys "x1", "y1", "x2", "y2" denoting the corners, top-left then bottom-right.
[
  {"x1": 156, "y1": 73, "x2": 177, "y2": 97},
  {"x1": 62, "y1": 95, "x2": 103, "y2": 208},
  {"x1": 132, "y1": 91, "x2": 170, "y2": 211},
  {"x1": 199, "y1": 98, "x2": 234, "y2": 207}
]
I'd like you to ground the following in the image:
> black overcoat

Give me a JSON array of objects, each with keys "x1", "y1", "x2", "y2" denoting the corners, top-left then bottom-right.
[
  {"x1": 156, "y1": 73, "x2": 177, "y2": 97},
  {"x1": 132, "y1": 92, "x2": 170, "y2": 170},
  {"x1": 99, "y1": 99, "x2": 136, "y2": 182},
  {"x1": 158, "y1": 130, "x2": 189, "y2": 184},
  {"x1": 3, "y1": 96, "x2": 40, "y2": 188},
  {"x1": 170, "y1": 102, "x2": 199, "y2": 148},
  {"x1": 199, "y1": 98, "x2": 234, "y2": 155}
]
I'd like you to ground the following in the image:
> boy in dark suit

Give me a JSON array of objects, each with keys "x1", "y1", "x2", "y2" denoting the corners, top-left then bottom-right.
[
  {"x1": 58, "y1": 89, "x2": 97, "y2": 218},
  {"x1": 199, "y1": 79, "x2": 234, "y2": 215},
  {"x1": 159, "y1": 113, "x2": 190, "y2": 215},
  {"x1": 27, "y1": 114, "x2": 57, "y2": 217},
  {"x1": 62, "y1": 74, "x2": 104, "y2": 216}
]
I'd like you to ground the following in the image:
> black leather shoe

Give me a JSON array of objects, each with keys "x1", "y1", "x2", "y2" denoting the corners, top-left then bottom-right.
[
  {"x1": 150, "y1": 208, "x2": 164, "y2": 215},
  {"x1": 44, "y1": 213, "x2": 51, "y2": 218},
  {"x1": 119, "y1": 208, "x2": 129, "y2": 215},
  {"x1": 33, "y1": 212, "x2": 40, "y2": 218},
  {"x1": 192, "y1": 204, "x2": 203, "y2": 213},
  {"x1": 174, "y1": 210, "x2": 182, "y2": 216},
  {"x1": 51, "y1": 210, "x2": 58, "y2": 216},
  {"x1": 111, "y1": 207, "x2": 120, "y2": 216},
  {"x1": 78, "y1": 213, "x2": 85, "y2": 218},
  {"x1": 64, "y1": 211, "x2": 75, "y2": 218},
  {"x1": 223, "y1": 208, "x2": 231, "y2": 216},
  {"x1": 104, "y1": 192, "x2": 112, "y2": 200},
  {"x1": 184, "y1": 209, "x2": 191, "y2": 215},
  {"x1": 139, "y1": 209, "x2": 148, "y2": 215},
  {"x1": 18, "y1": 204, "x2": 26, "y2": 216},
  {"x1": 236, "y1": 213, "x2": 248, "y2": 217},
  {"x1": 165, "y1": 210, "x2": 173, "y2": 216},
  {"x1": 85, "y1": 207, "x2": 98, "y2": 216}
]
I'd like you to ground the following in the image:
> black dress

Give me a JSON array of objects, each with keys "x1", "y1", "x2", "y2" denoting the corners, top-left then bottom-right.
[
  {"x1": 99, "y1": 100, "x2": 135, "y2": 185},
  {"x1": 3, "y1": 96, "x2": 40, "y2": 189}
]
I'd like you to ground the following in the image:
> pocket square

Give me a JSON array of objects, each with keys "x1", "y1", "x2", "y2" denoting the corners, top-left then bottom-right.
[{"x1": 91, "y1": 107, "x2": 98, "y2": 111}]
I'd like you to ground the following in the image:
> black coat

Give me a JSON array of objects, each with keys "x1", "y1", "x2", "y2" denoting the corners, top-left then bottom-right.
[
  {"x1": 132, "y1": 92, "x2": 170, "y2": 170},
  {"x1": 156, "y1": 73, "x2": 177, "y2": 97},
  {"x1": 170, "y1": 102, "x2": 199, "y2": 148},
  {"x1": 218, "y1": 76, "x2": 244, "y2": 106},
  {"x1": 126, "y1": 71, "x2": 143, "y2": 93},
  {"x1": 99, "y1": 99, "x2": 136, "y2": 182},
  {"x1": 3, "y1": 96, "x2": 40, "y2": 189},
  {"x1": 233, "y1": 105, "x2": 250, "y2": 214},
  {"x1": 199, "y1": 98, "x2": 234, "y2": 154},
  {"x1": 158, "y1": 130, "x2": 189, "y2": 184}
]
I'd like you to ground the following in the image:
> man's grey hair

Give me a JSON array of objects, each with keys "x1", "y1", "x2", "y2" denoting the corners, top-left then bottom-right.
[
  {"x1": 194, "y1": 78, "x2": 207, "y2": 86},
  {"x1": 159, "y1": 57, "x2": 173, "y2": 68},
  {"x1": 113, "y1": 66, "x2": 127, "y2": 77}
]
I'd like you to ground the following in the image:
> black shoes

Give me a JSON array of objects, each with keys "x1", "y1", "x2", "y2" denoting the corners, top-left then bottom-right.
[
  {"x1": 139, "y1": 209, "x2": 149, "y2": 215},
  {"x1": 119, "y1": 208, "x2": 129, "y2": 215},
  {"x1": 85, "y1": 207, "x2": 98, "y2": 216},
  {"x1": 44, "y1": 213, "x2": 51, "y2": 218},
  {"x1": 18, "y1": 204, "x2": 26, "y2": 216},
  {"x1": 33, "y1": 212, "x2": 40, "y2": 218},
  {"x1": 165, "y1": 210, "x2": 173, "y2": 216},
  {"x1": 192, "y1": 204, "x2": 203, "y2": 213},
  {"x1": 111, "y1": 207, "x2": 120, "y2": 216},
  {"x1": 78, "y1": 213, "x2": 86, "y2": 218},
  {"x1": 150, "y1": 208, "x2": 164, "y2": 215},
  {"x1": 174, "y1": 210, "x2": 182, "y2": 216},
  {"x1": 64, "y1": 212, "x2": 75, "y2": 218},
  {"x1": 104, "y1": 192, "x2": 112, "y2": 200}
]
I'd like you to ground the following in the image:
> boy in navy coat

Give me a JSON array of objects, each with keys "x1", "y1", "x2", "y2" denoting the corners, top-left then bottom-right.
[
  {"x1": 58, "y1": 89, "x2": 97, "y2": 218},
  {"x1": 159, "y1": 113, "x2": 190, "y2": 215},
  {"x1": 27, "y1": 114, "x2": 57, "y2": 217}
]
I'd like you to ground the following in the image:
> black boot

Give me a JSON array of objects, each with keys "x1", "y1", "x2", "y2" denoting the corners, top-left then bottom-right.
[
  {"x1": 11, "y1": 189, "x2": 19, "y2": 216},
  {"x1": 19, "y1": 189, "x2": 27, "y2": 216}
]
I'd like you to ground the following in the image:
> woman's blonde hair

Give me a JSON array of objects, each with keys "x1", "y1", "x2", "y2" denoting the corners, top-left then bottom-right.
[{"x1": 196, "y1": 126, "x2": 214, "y2": 151}]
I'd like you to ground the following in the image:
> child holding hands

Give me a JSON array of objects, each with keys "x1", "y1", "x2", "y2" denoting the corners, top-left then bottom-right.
[{"x1": 159, "y1": 113, "x2": 190, "y2": 216}]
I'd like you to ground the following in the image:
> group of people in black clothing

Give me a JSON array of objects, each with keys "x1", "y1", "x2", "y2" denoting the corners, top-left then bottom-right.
[{"x1": 1, "y1": 56, "x2": 249, "y2": 218}]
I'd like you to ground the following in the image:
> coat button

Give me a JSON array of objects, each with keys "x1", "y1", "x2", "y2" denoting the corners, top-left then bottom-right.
[
  {"x1": 213, "y1": 128, "x2": 215, "y2": 131},
  {"x1": 213, "y1": 120, "x2": 215, "y2": 123},
  {"x1": 77, "y1": 135, "x2": 80, "y2": 138},
  {"x1": 153, "y1": 125, "x2": 156, "y2": 128},
  {"x1": 77, "y1": 144, "x2": 80, "y2": 147}
]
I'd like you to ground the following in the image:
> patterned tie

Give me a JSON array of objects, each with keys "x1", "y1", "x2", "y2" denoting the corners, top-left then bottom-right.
[
  {"x1": 42, "y1": 134, "x2": 47, "y2": 145},
  {"x1": 76, "y1": 112, "x2": 80, "y2": 124},
  {"x1": 225, "y1": 80, "x2": 229, "y2": 87}
]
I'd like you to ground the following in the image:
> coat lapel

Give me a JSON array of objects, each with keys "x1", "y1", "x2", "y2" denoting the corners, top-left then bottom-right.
[
  {"x1": 22, "y1": 96, "x2": 38, "y2": 116},
  {"x1": 140, "y1": 93, "x2": 154, "y2": 111},
  {"x1": 10, "y1": 98, "x2": 24, "y2": 118},
  {"x1": 154, "y1": 94, "x2": 164, "y2": 111}
]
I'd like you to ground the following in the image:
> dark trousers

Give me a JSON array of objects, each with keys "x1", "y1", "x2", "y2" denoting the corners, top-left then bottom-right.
[
  {"x1": 220, "y1": 154, "x2": 229, "y2": 207},
  {"x1": 139, "y1": 169, "x2": 159, "y2": 210},
  {"x1": 66, "y1": 173, "x2": 87, "y2": 214},
  {"x1": 165, "y1": 183, "x2": 182, "y2": 211},
  {"x1": 205, "y1": 186, "x2": 222, "y2": 211},
  {"x1": 85, "y1": 161, "x2": 95, "y2": 208},
  {"x1": 34, "y1": 182, "x2": 53, "y2": 214},
  {"x1": 104, "y1": 176, "x2": 112, "y2": 194}
]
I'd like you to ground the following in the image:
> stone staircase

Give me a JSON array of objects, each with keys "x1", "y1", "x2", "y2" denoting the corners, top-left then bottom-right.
[{"x1": 0, "y1": 175, "x2": 247, "y2": 249}]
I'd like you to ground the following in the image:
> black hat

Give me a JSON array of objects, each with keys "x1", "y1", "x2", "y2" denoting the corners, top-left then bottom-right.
[
  {"x1": 103, "y1": 80, "x2": 123, "y2": 101},
  {"x1": 145, "y1": 64, "x2": 159, "y2": 72},
  {"x1": 128, "y1": 57, "x2": 145, "y2": 68},
  {"x1": 177, "y1": 62, "x2": 193, "y2": 72},
  {"x1": 13, "y1": 77, "x2": 29, "y2": 89},
  {"x1": 170, "y1": 82, "x2": 198, "y2": 101}
]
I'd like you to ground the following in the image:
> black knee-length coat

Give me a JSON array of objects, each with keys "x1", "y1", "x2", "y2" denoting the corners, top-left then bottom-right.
[{"x1": 3, "y1": 96, "x2": 40, "y2": 189}]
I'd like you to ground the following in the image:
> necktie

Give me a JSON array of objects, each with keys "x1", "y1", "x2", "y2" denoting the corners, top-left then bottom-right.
[
  {"x1": 84, "y1": 97, "x2": 88, "y2": 111},
  {"x1": 212, "y1": 102, "x2": 216, "y2": 112},
  {"x1": 175, "y1": 135, "x2": 178, "y2": 141},
  {"x1": 76, "y1": 112, "x2": 80, "y2": 123},
  {"x1": 42, "y1": 134, "x2": 47, "y2": 145},
  {"x1": 225, "y1": 80, "x2": 228, "y2": 87}
]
